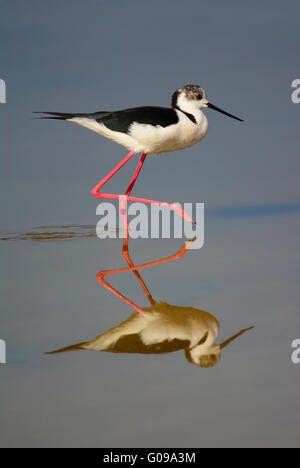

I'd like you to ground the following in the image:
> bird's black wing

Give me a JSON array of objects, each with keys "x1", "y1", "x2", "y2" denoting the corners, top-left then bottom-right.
[
  {"x1": 94, "y1": 106, "x2": 179, "y2": 134},
  {"x1": 34, "y1": 107, "x2": 179, "y2": 132},
  {"x1": 104, "y1": 333, "x2": 190, "y2": 354}
]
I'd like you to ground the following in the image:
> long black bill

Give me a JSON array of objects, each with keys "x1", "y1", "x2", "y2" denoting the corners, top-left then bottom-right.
[{"x1": 207, "y1": 102, "x2": 244, "y2": 122}]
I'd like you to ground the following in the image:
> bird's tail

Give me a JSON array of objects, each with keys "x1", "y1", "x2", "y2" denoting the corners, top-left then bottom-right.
[
  {"x1": 33, "y1": 111, "x2": 80, "y2": 120},
  {"x1": 45, "y1": 340, "x2": 89, "y2": 354},
  {"x1": 33, "y1": 111, "x2": 110, "y2": 120}
]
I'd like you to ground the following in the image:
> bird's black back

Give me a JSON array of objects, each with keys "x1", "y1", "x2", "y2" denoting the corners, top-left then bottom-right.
[{"x1": 94, "y1": 106, "x2": 179, "y2": 134}]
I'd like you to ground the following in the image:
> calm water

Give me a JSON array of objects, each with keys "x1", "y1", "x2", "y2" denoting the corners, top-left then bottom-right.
[{"x1": 1, "y1": 212, "x2": 299, "y2": 448}]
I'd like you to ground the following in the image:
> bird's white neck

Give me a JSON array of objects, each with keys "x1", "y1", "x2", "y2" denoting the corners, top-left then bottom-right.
[{"x1": 176, "y1": 94, "x2": 206, "y2": 125}]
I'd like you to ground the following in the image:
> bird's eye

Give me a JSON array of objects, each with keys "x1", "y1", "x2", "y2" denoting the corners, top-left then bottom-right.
[{"x1": 195, "y1": 94, "x2": 202, "y2": 100}]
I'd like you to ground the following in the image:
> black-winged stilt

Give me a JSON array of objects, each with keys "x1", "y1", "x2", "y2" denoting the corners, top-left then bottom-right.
[{"x1": 36, "y1": 84, "x2": 243, "y2": 223}]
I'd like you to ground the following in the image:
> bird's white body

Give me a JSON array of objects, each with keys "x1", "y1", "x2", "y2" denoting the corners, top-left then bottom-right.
[
  {"x1": 76, "y1": 302, "x2": 221, "y2": 365},
  {"x1": 84, "y1": 302, "x2": 219, "y2": 349},
  {"x1": 70, "y1": 109, "x2": 208, "y2": 154},
  {"x1": 39, "y1": 83, "x2": 242, "y2": 156}
]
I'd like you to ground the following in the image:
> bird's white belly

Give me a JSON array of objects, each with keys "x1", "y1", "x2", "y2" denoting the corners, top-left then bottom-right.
[{"x1": 130, "y1": 119, "x2": 207, "y2": 154}]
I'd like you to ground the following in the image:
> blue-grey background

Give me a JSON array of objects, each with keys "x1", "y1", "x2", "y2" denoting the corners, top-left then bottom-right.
[{"x1": 0, "y1": 0, "x2": 299, "y2": 448}]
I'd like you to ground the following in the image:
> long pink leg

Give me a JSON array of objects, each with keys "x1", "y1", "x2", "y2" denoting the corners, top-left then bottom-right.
[
  {"x1": 96, "y1": 238, "x2": 195, "y2": 314},
  {"x1": 125, "y1": 153, "x2": 148, "y2": 196},
  {"x1": 91, "y1": 151, "x2": 195, "y2": 223},
  {"x1": 91, "y1": 150, "x2": 137, "y2": 200},
  {"x1": 119, "y1": 153, "x2": 149, "y2": 231},
  {"x1": 118, "y1": 156, "x2": 155, "y2": 306}
]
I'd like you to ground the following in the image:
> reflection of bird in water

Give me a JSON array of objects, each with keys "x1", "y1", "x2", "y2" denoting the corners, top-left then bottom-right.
[
  {"x1": 48, "y1": 301, "x2": 253, "y2": 368},
  {"x1": 47, "y1": 239, "x2": 253, "y2": 367}
]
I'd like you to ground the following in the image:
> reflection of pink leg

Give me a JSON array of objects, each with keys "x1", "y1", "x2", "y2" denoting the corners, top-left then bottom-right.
[
  {"x1": 96, "y1": 238, "x2": 195, "y2": 314},
  {"x1": 91, "y1": 151, "x2": 195, "y2": 223},
  {"x1": 122, "y1": 235, "x2": 156, "y2": 307}
]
